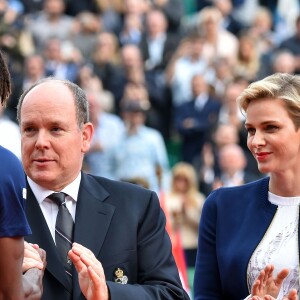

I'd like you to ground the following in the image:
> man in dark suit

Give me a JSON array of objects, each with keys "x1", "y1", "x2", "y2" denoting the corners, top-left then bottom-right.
[
  {"x1": 174, "y1": 74, "x2": 221, "y2": 164},
  {"x1": 18, "y1": 77, "x2": 189, "y2": 300},
  {"x1": 139, "y1": 8, "x2": 180, "y2": 73}
]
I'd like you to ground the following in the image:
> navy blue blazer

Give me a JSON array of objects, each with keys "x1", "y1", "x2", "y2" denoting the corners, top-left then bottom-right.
[
  {"x1": 194, "y1": 176, "x2": 286, "y2": 300},
  {"x1": 25, "y1": 172, "x2": 189, "y2": 300},
  {"x1": 174, "y1": 97, "x2": 221, "y2": 163}
]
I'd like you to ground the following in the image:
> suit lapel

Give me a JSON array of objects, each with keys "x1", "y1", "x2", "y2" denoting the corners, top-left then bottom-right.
[
  {"x1": 25, "y1": 185, "x2": 72, "y2": 293},
  {"x1": 73, "y1": 173, "x2": 115, "y2": 299},
  {"x1": 74, "y1": 173, "x2": 115, "y2": 253}
]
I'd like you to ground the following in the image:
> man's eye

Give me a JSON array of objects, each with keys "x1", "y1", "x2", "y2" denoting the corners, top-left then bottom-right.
[
  {"x1": 51, "y1": 127, "x2": 61, "y2": 132},
  {"x1": 24, "y1": 127, "x2": 35, "y2": 133}
]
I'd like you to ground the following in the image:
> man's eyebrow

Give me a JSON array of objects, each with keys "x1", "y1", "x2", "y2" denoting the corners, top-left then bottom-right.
[{"x1": 21, "y1": 121, "x2": 35, "y2": 127}]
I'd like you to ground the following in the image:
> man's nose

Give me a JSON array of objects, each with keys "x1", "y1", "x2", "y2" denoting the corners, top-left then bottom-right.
[{"x1": 35, "y1": 130, "x2": 50, "y2": 149}]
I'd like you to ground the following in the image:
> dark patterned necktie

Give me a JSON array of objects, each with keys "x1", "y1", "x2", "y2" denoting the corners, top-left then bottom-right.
[{"x1": 48, "y1": 192, "x2": 74, "y2": 283}]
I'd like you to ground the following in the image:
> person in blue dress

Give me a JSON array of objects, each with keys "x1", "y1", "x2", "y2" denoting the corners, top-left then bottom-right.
[{"x1": 0, "y1": 50, "x2": 45, "y2": 299}]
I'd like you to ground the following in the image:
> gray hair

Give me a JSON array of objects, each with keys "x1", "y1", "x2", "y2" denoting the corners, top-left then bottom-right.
[{"x1": 17, "y1": 77, "x2": 89, "y2": 127}]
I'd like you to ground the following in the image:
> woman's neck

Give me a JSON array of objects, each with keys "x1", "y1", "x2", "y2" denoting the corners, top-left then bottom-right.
[{"x1": 269, "y1": 173, "x2": 300, "y2": 197}]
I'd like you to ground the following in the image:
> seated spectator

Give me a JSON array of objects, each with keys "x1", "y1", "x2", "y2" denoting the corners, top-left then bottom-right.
[
  {"x1": 277, "y1": 14, "x2": 300, "y2": 73},
  {"x1": 123, "y1": 0, "x2": 148, "y2": 20},
  {"x1": 139, "y1": 8, "x2": 180, "y2": 72},
  {"x1": 70, "y1": 11, "x2": 101, "y2": 61},
  {"x1": 213, "y1": 143, "x2": 259, "y2": 189},
  {"x1": 24, "y1": 0, "x2": 75, "y2": 53},
  {"x1": 76, "y1": 63, "x2": 116, "y2": 114},
  {"x1": 119, "y1": 12, "x2": 143, "y2": 46},
  {"x1": 118, "y1": 44, "x2": 171, "y2": 138},
  {"x1": 257, "y1": 49, "x2": 297, "y2": 80},
  {"x1": 84, "y1": 91, "x2": 125, "y2": 178},
  {"x1": 166, "y1": 32, "x2": 214, "y2": 107},
  {"x1": 195, "y1": 123, "x2": 240, "y2": 195},
  {"x1": 174, "y1": 74, "x2": 221, "y2": 164},
  {"x1": 212, "y1": 0, "x2": 245, "y2": 36},
  {"x1": 90, "y1": 31, "x2": 122, "y2": 101},
  {"x1": 197, "y1": 6, "x2": 239, "y2": 65},
  {"x1": 165, "y1": 162, "x2": 205, "y2": 268},
  {"x1": 109, "y1": 99, "x2": 170, "y2": 193},
  {"x1": 149, "y1": 0, "x2": 184, "y2": 34},
  {"x1": 234, "y1": 32, "x2": 260, "y2": 82},
  {"x1": 75, "y1": 63, "x2": 103, "y2": 95},
  {"x1": 209, "y1": 57, "x2": 234, "y2": 99},
  {"x1": 0, "y1": 0, "x2": 28, "y2": 73},
  {"x1": 122, "y1": 82, "x2": 151, "y2": 114},
  {"x1": 272, "y1": 50, "x2": 298, "y2": 74},
  {"x1": 6, "y1": 53, "x2": 45, "y2": 122},
  {"x1": 22, "y1": 0, "x2": 44, "y2": 14},
  {"x1": 218, "y1": 80, "x2": 246, "y2": 131},
  {"x1": 246, "y1": 6, "x2": 277, "y2": 56},
  {"x1": 43, "y1": 37, "x2": 81, "y2": 82}
]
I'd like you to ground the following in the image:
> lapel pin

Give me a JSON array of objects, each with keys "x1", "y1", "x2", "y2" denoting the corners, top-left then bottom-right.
[{"x1": 114, "y1": 268, "x2": 128, "y2": 284}]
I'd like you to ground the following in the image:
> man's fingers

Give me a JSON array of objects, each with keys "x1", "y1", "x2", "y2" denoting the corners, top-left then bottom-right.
[
  {"x1": 23, "y1": 243, "x2": 45, "y2": 272},
  {"x1": 68, "y1": 250, "x2": 87, "y2": 273},
  {"x1": 23, "y1": 258, "x2": 44, "y2": 272},
  {"x1": 87, "y1": 266, "x2": 109, "y2": 299},
  {"x1": 80, "y1": 253, "x2": 104, "y2": 278},
  {"x1": 37, "y1": 248, "x2": 46, "y2": 265},
  {"x1": 72, "y1": 243, "x2": 94, "y2": 257}
]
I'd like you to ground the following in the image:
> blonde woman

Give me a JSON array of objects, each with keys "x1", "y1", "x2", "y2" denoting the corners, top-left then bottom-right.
[
  {"x1": 194, "y1": 73, "x2": 300, "y2": 300},
  {"x1": 166, "y1": 162, "x2": 205, "y2": 268}
]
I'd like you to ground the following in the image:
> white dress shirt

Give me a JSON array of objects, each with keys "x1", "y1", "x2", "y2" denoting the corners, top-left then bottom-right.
[
  {"x1": 27, "y1": 173, "x2": 81, "y2": 242},
  {"x1": 194, "y1": 93, "x2": 209, "y2": 111}
]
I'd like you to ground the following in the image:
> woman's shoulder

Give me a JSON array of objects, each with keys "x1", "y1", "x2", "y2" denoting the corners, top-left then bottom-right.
[
  {"x1": 201, "y1": 177, "x2": 270, "y2": 224},
  {"x1": 205, "y1": 176, "x2": 269, "y2": 206},
  {"x1": 214, "y1": 176, "x2": 268, "y2": 194}
]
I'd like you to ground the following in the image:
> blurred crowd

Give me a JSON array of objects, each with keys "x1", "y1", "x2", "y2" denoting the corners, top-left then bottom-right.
[{"x1": 1, "y1": 0, "x2": 300, "y2": 295}]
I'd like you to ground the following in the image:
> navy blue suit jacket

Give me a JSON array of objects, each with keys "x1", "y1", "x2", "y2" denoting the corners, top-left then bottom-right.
[
  {"x1": 25, "y1": 172, "x2": 189, "y2": 300},
  {"x1": 194, "y1": 177, "x2": 284, "y2": 300},
  {"x1": 175, "y1": 97, "x2": 221, "y2": 163}
]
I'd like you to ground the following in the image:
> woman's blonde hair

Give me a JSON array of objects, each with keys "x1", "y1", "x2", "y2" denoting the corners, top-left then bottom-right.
[
  {"x1": 237, "y1": 73, "x2": 300, "y2": 128},
  {"x1": 171, "y1": 162, "x2": 200, "y2": 207}
]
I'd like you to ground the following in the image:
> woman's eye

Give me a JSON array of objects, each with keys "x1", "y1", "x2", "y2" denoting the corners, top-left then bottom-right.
[
  {"x1": 246, "y1": 127, "x2": 255, "y2": 135},
  {"x1": 265, "y1": 125, "x2": 278, "y2": 132}
]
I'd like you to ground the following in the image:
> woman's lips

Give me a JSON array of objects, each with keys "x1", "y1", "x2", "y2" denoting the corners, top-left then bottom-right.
[{"x1": 255, "y1": 152, "x2": 271, "y2": 161}]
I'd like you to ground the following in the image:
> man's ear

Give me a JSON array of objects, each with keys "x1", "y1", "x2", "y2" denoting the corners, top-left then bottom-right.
[{"x1": 81, "y1": 122, "x2": 94, "y2": 153}]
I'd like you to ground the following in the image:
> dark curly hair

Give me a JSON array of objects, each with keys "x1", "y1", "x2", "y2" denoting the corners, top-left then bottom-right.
[{"x1": 0, "y1": 51, "x2": 11, "y2": 107}]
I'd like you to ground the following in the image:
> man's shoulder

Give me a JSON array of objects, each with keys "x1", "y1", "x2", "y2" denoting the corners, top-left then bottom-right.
[
  {"x1": 83, "y1": 173, "x2": 153, "y2": 197},
  {"x1": 82, "y1": 173, "x2": 157, "y2": 212}
]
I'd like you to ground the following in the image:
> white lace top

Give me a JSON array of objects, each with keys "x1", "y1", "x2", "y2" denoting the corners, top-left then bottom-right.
[{"x1": 247, "y1": 192, "x2": 300, "y2": 299}]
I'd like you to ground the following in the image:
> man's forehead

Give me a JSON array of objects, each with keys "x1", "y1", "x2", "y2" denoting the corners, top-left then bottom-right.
[
  {"x1": 27, "y1": 80, "x2": 67, "y2": 94},
  {"x1": 23, "y1": 82, "x2": 72, "y2": 105}
]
